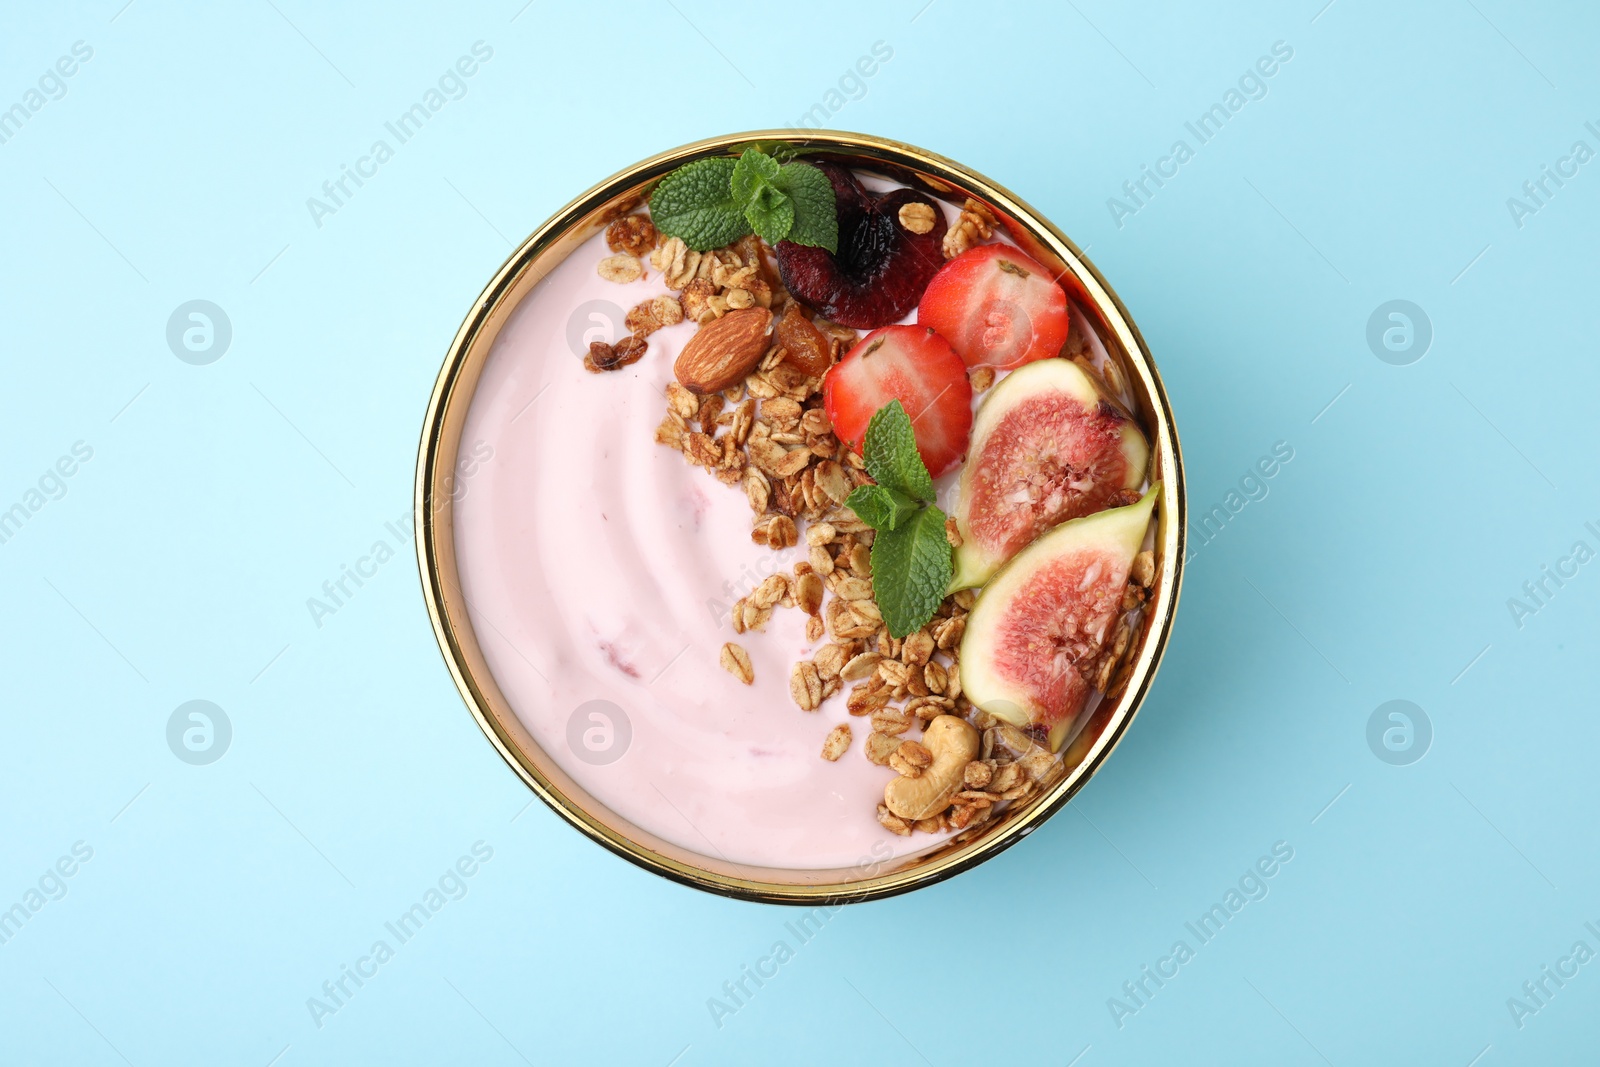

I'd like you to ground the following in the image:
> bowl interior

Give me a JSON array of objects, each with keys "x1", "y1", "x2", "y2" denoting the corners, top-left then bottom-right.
[{"x1": 415, "y1": 131, "x2": 1185, "y2": 904}]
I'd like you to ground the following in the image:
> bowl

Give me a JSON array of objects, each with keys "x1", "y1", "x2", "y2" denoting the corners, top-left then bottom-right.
[{"x1": 415, "y1": 130, "x2": 1185, "y2": 904}]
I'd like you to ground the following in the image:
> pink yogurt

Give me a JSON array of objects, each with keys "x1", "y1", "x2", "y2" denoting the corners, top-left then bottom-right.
[{"x1": 453, "y1": 225, "x2": 948, "y2": 870}]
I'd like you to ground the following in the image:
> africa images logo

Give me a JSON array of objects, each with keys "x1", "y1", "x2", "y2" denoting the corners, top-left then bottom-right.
[
  {"x1": 1365, "y1": 300, "x2": 1431, "y2": 366},
  {"x1": 166, "y1": 300, "x2": 232, "y2": 365},
  {"x1": 166, "y1": 700, "x2": 232, "y2": 765},
  {"x1": 566, "y1": 700, "x2": 631, "y2": 766},
  {"x1": 1366, "y1": 700, "x2": 1430, "y2": 766}
]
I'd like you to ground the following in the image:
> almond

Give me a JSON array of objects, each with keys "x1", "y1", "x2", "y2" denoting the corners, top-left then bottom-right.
[{"x1": 674, "y1": 307, "x2": 772, "y2": 395}]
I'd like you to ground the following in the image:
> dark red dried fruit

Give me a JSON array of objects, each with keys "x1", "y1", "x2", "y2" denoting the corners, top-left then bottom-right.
[
  {"x1": 584, "y1": 335, "x2": 647, "y2": 373},
  {"x1": 775, "y1": 163, "x2": 948, "y2": 330}
]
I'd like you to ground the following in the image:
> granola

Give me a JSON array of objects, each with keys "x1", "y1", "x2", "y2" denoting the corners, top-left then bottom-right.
[
  {"x1": 720, "y1": 642, "x2": 754, "y2": 685},
  {"x1": 597, "y1": 253, "x2": 644, "y2": 284},
  {"x1": 942, "y1": 197, "x2": 999, "y2": 259},
  {"x1": 821, "y1": 724, "x2": 852, "y2": 762},
  {"x1": 896, "y1": 201, "x2": 937, "y2": 235},
  {"x1": 625, "y1": 295, "x2": 684, "y2": 337},
  {"x1": 606, "y1": 215, "x2": 658, "y2": 257}
]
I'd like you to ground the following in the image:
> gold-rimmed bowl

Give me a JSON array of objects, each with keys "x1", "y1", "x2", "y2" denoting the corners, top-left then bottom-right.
[{"x1": 415, "y1": 130, "x2": 1185, "y2": 904}]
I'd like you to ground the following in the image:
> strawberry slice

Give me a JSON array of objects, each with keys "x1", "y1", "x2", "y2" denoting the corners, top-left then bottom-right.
[
  {"x1": 823, "y1": 325, "x2": 973, "y2": 478},
  {"x1": 916, "y1": 244, "x2": 1070, "y2": 370}
]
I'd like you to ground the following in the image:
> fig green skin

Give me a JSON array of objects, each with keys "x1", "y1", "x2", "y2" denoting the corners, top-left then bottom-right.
[
  {"x1": 950, "y1": 359, "x2": 1149, "y2": 591},
  {"x1": 958, "y1": 485, "x2": 1159, "y2": 746}
]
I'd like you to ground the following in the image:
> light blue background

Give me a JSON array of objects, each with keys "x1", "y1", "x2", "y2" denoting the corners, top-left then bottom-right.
[{"x1": 2, "y1": 1, "x2": 1596, "y2": 1063}]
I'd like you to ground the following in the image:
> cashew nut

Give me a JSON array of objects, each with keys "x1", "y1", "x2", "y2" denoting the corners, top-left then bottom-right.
[{"x1": 883, "y1": 715, "x2": 979, "y2": 821}]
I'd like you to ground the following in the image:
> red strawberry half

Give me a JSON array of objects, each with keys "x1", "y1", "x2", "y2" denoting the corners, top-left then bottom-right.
[
  {"x1": 917, "y1": 244, "x2": 1070, "y2": 370},
  {"x1": 776, "y1": 163, "x2": 947, "y2": 330},
  {"x1": 823, "y1": 325, "x2": 974, "y2": 478}
]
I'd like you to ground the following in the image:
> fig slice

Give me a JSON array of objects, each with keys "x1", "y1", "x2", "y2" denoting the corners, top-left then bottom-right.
[
  {"x1": 950, "y1": 358, "x2": 1149, "y2": 590},
  {"x1": 958, "y1": 485, "x2": 1158, "y2": 747}
]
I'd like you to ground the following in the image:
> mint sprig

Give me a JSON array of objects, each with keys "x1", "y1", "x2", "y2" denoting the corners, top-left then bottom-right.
[
  {"x1": 648, "y1": 147, "x2": 837, "y2": 253},
  {"x1": 844, "y1": 401, "x2": 954, "y2": 638}
]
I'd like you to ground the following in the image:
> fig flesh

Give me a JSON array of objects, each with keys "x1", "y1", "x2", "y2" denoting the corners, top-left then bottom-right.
[
  {"x1": 958, "y1": 486, "x2": 1158, "y2": 746},
  {"x1": 951, "y1": 358, "x2": 1148, "y2": 589}
]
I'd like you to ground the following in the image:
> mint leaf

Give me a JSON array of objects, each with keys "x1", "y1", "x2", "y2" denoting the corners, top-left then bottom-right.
[
  {"x1": 648, "y1": 158, "x2": 750, "y2": 251},
  {"x1": 730, "y1": 148, "x2": 781, "y2": 204},
  {"x1": 870, "y1": 506, "x2": 954, "y2": 638},
  {"x1": 773, "y1": 162, "x2": 837, "y2": 252},
  {"x1": 744, "y1": 183, "x2": 795, "y2": 245},
  {"x1": 734, "y1": 149, "x2": 797, "y2": 244},
  {"x1": 862, "y1": 400, "x2": 934, "y2": 503},
  {"x1": 649, "y1": 148, "x2": 837, "y2": 253},
  {"x1": 848, "y1": 400, "x2": 953, "y2": 638},
  {"x1": 846, "y1": 484, "x2": 919, "y2": 531}
]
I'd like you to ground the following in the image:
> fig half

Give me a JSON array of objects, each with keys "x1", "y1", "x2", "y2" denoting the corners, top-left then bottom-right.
[
  {"x1": 958, "y1": 485, "x2": 1158, "y2": 748},
  {"x1": 951, "y1": 358, "x2": 1148, "y2": 589}
]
